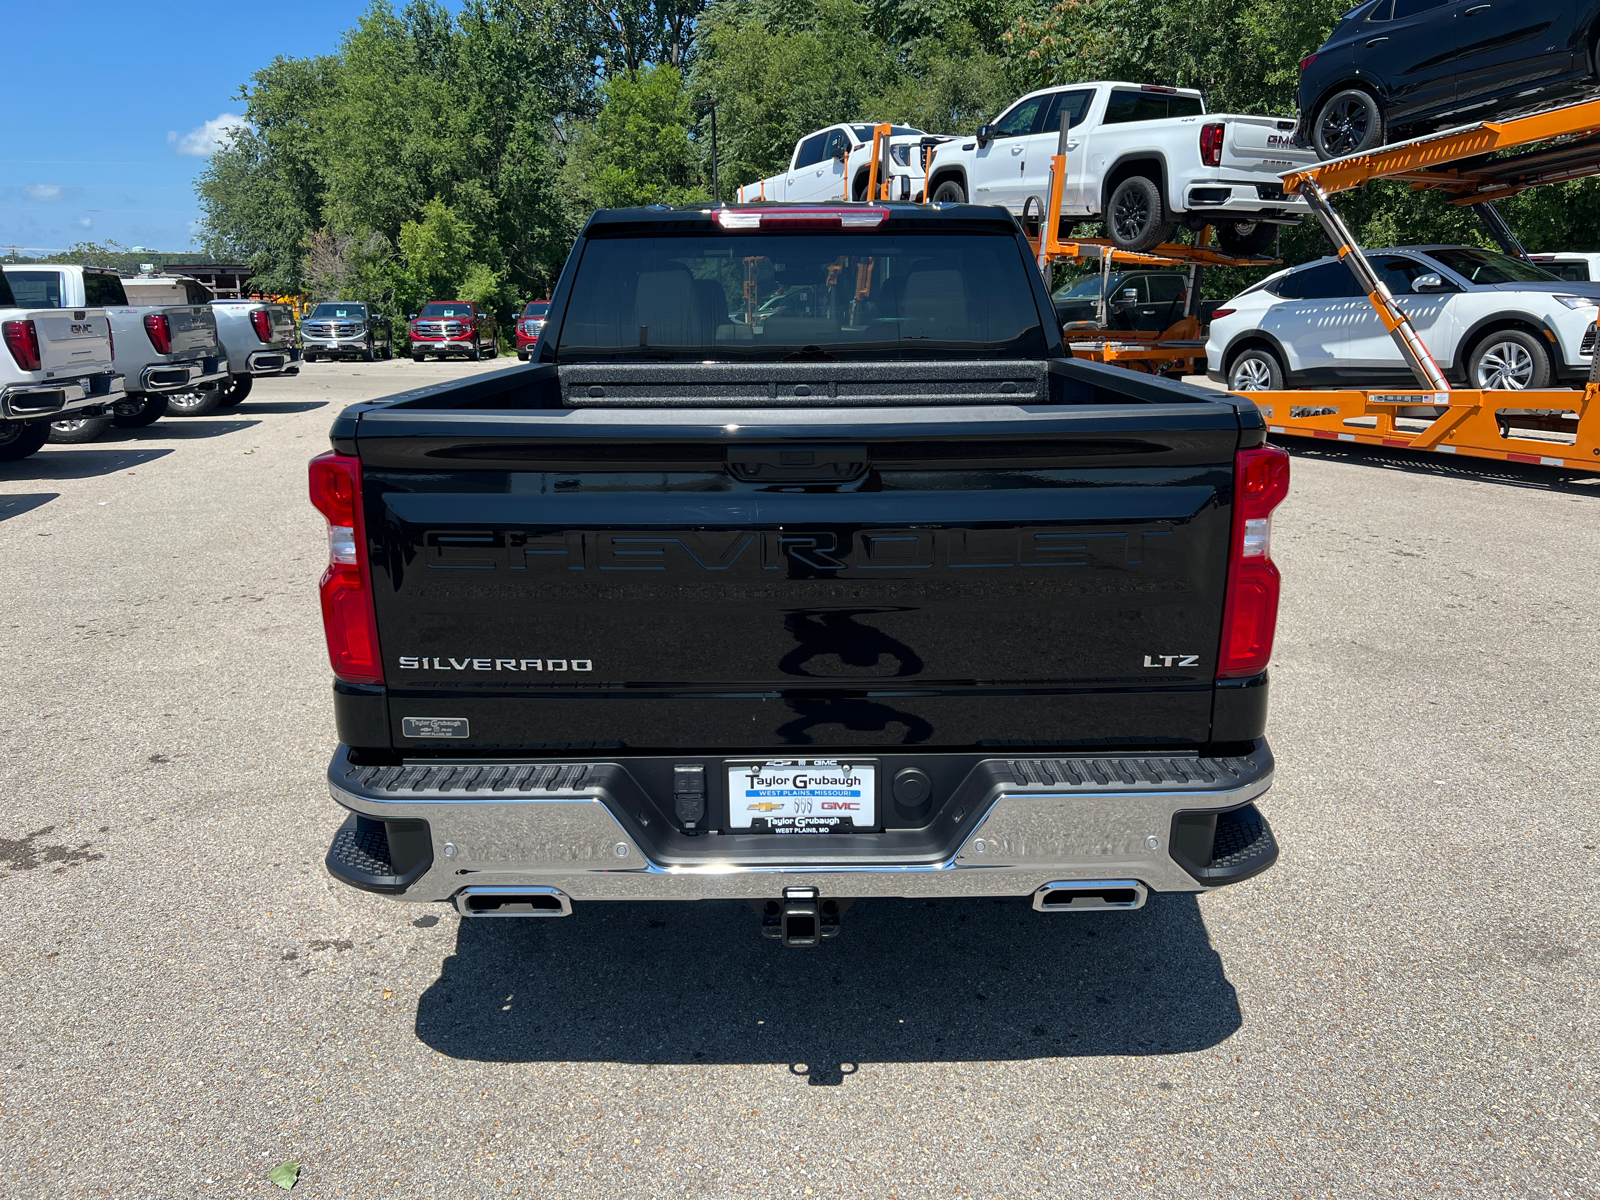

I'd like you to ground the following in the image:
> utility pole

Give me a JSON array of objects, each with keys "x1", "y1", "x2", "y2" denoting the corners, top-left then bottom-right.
[{"x1": 695, "y1": 102, "x2": 720, "y2": 203}]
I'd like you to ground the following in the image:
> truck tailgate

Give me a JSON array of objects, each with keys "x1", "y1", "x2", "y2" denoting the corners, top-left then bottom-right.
[
  {"x1": 353, "y1": 401, "x2": 1245, "y2": 751},
  {"x1": 1219, "y1": 114, "x2": 1317, "y2": 175},
  {"x1": 158, "y1": 305, "x2": 220, "y2": 357},
  {"x1": 31, "y1": 311, "x2": 112, "y2": 372}
]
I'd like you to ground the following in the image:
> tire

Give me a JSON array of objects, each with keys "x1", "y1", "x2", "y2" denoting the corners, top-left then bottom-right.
[
  {"x1": 483, "y1": 339, "x2": 497, "y2": 358},
  {"x1": 111, "y1": 394, "x2": 168, "y2": 428},
  {"x1": 363, "y1": 336, "x2": 376, "y2": 362},
  {"x1": 305, "y1": 352, "x2": 319, "y2": 364},
  {"x1": 468, "y1": 343, "x2": 481, "y2": 362},
  {"x1": 1227, "y1": 346, "x2": 1286, "y2": 392},
  {"x1": 1312, "y1": 88, "x2": 1387, "y2": 159},
  {"x1": 0, "y1": 420, "x2": 49, "y2": 461},
  {"x1": 1106, "y1": 175, "x2": 1173, "y2": 252},
  {"x1": 47, "y1": 415, "x2": 113, "y2": 444},
  {"x1": 930, "y1": 179, "x2": 966, "y2": 203},
  {"x1": 1468, "y1": 329, "x2": 1551, "y2": 391},
  {"x1": 163, "y1": 387, "x2": 224, "y2": 418},
  {"x1": 518, "y1": 350, "x2": 530, "y2": 362},
  {"x1": 1214, "y1": 220, "x2": 1279, "y2": 258},
  {"x1": 215, "y1": 375, "x2": 253, "y2": 408},
  {"x1": 413, "y1": 352, "x2": 426, "y2": 363}
]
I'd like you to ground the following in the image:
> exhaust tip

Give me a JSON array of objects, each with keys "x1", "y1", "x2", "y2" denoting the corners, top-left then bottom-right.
[
  {"x1": 454, "y1": 886, "x2": 572, "y2": 917},
  {"x1": 1033, "y1": 880, "x2": 1148, "y2": 912}
]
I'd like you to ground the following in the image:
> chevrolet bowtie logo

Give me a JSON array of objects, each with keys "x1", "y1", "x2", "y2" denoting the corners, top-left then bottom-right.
[{"x1": 747, "y1": 802, "x2": 784, "y2": 812}]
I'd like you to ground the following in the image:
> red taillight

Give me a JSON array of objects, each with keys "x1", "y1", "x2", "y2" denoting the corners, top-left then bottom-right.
[
  {"x1": 1199, "y1": 123, "x2": 1225, "y2": 168},
  {"x1": 1217, "y1": 444, "x2": 1290, "y2": 679},
  {"x1": 308, "y1": 451, "x2": 383, "y2": 685},
  {"x1": 1210, "y1": 307, "x2": 1235, "y2": 320},
  {"x1": 2, "y1": 320, "x2": 41, "y2": 371},
  {"x1": 1299, "y1": 53, "x2": 1317, "y2": 72},
  {"x1": 250, "y1": 309, "x2": 273, "y2": 342},
  {"x1": 143, "y1": 312, "x2": 172, "y2": 354}
]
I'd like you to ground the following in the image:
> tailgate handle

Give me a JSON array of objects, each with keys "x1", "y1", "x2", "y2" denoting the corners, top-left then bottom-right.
[{"x1": 727, "y1": 444, "x2": 869, "y2": 482}]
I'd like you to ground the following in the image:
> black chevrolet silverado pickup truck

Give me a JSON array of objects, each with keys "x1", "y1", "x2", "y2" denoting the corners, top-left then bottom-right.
[{"x1": 310, "y1": 202, "x2": 1286, "y2": 946}]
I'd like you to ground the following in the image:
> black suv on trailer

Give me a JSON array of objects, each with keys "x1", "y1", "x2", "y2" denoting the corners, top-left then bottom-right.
[{"x1": 1299, "y1": 0, "x2": 1600, "y2": 158}]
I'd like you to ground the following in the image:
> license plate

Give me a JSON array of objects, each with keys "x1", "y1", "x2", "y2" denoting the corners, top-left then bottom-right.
[{"x1": 727, "y1": 760, "x2": 876, "y2": 834}]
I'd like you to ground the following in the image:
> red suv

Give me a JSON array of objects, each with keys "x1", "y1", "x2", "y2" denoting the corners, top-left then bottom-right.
[
  {"x1": 408, "y1": 301, "x2": 498, "y2": 362},
  {"x1": 515, "y1": 301, "x2": 550, "y2": 360}
]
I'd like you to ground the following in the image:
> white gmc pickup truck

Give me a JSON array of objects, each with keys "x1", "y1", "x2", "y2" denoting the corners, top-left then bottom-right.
[
  {"x1": 736, "y1": 124, "x2": 952, "y2": 204},
  {"x1": 923, "y1": 82, "x2": 1317, "y2": 254},
  {"x1": 0, "y1": 270, "x2": 122, "y2": 461}
]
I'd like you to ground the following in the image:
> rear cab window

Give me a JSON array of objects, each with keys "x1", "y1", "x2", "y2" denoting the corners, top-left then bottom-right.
[
  {"x1": 6, "y1": 271, "x2": 64, "y2": 307},
  {"x1": 83, "y1": 272, "x2": 129, "y2": 307},
  {"x1": 554, "y1": 228, "x2": 1049, "y2": 363},
  {"x1": 0, "y1": 272, "x2": 15, "y2": 308},
  {"x1": 1538, "y1": 261, "x2": 1592, "y2": 282},
  {"x1": 1103, "y1": 89, "x2": 1206, "y2": 124}
]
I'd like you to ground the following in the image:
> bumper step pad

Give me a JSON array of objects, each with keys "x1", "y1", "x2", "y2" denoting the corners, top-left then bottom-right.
[
  {"x1": 325, "y1": 813, "x2": 434, "y2": 894},
  {"x1": 1169, "y1": 802, "x2": 1279, "y2": 887}
]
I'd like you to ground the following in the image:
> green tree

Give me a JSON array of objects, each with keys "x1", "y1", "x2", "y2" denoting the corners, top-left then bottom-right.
[
  {"x1": 565, "y1": 64, "x2": 709, "y2": 208},
  {"x1": 395, "y1": 197, "x2": 478, "y2": 311},
  {"x1": 691, "y1": 0, "x2": 907, "y2": 187},
  {"x1": 196, "y1": 55, "x2": 337, "y2": 291}
]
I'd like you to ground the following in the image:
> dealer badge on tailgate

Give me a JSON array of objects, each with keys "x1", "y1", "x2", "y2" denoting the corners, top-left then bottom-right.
[{"x1": 727, "y1": 760, "x2": 877, "y2": 833}]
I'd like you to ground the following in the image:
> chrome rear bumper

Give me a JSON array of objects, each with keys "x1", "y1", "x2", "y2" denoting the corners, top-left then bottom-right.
[
  {"x1": 324, "y1": 744, "x2": 1278, "y2": 904},
  {"x1": 140, "y1": 356, "x2": 228, "y2": 392},
  {"x1": 1, "y1": 371, "x2": 124, "y2": 419}
]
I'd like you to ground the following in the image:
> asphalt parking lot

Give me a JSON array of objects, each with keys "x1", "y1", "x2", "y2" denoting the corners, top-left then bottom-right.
[{"x1": 1, "y1": 358, "x2": 1596, "y2": 1198}]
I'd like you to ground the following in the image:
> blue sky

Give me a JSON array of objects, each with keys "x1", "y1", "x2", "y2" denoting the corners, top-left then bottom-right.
[{"x1": 2, "y1": 0, "x2": 386, "y2": 255}]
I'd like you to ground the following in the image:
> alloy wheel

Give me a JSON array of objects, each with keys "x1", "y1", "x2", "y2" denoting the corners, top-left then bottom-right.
[
  {"x1": 1318, "y1": 97, "x2": 1372, "y2": 157},
  {"x1": 1475, "y1": 340, "x2": 1534, "y2": 390},
  {"x1": 1113, "y1": 191, "x2": 1151, "y2": 243},
  {"x1": 1230, "y1": 357, "x2": 1274, "y2": 391}
]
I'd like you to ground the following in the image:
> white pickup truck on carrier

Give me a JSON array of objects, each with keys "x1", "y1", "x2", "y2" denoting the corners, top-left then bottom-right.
[
  {"x1": 736, "y1": 124, "x2": 952, "y2": 204},
  {"x1": 924, "y1": 82, "x2": 1317, "y2": 254}
]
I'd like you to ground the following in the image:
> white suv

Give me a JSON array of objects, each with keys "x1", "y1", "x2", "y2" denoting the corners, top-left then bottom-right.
[{"x1": 1207, "y1": 246, "x2": 1600, "y2": 392}]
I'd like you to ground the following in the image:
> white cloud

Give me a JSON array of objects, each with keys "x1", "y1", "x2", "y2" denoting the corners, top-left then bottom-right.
[
  {"x1": 168, "y1": 113, "x2": 249, "y2": 158},
  {"x1": 77, "y1": 217, "x2": 93, "y2": 229},
  {"x1": 23, "y1": 184, "x2": 64, "y2": 202}
]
